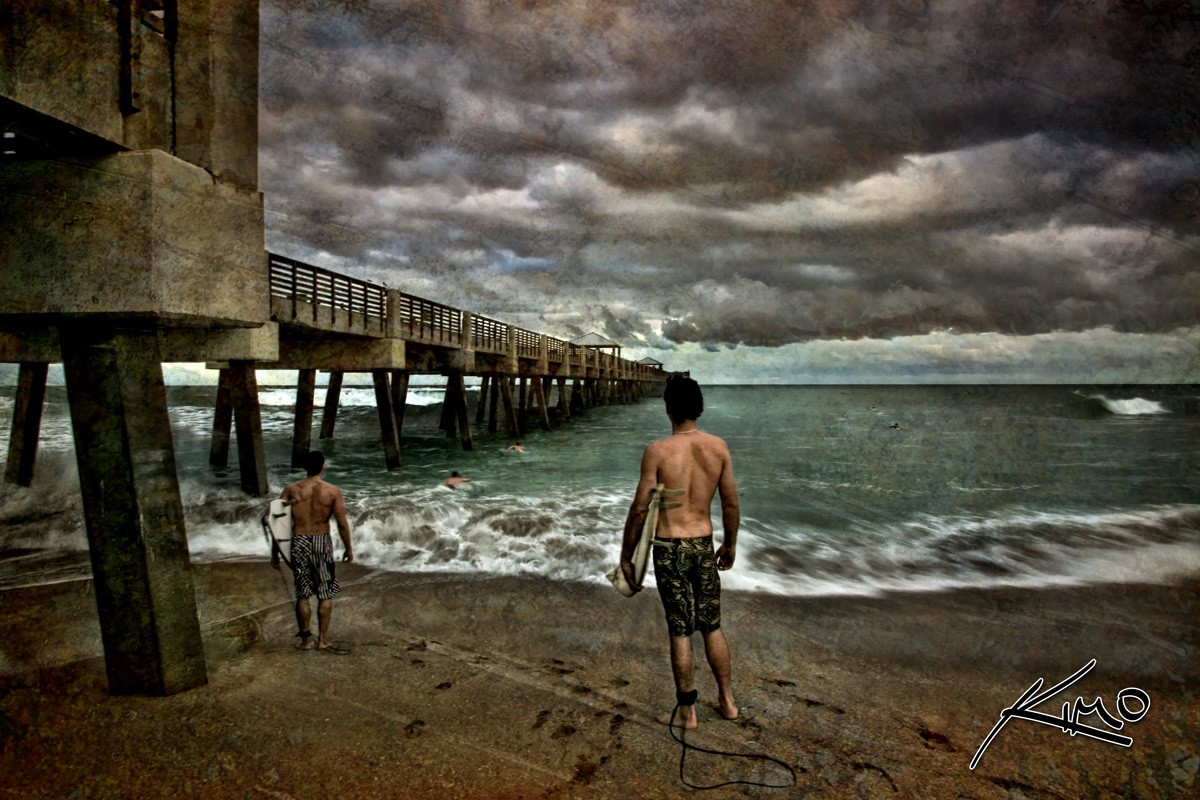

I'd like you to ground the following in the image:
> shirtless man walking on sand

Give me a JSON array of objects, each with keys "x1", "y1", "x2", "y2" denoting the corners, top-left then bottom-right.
[
  {"x1": 273, "y1": 451, "x2": 353, "y2": 652},
  {"x1": 621, "y1": 376, "x2": 739, "y2": 729}
]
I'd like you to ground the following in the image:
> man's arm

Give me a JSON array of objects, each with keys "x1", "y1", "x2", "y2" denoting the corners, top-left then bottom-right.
[
  {"x1": 715, "y1": 447, "x2": 739, "y2": 571},
  {"x1": 619, "y1": 447, "x2": 659, "y2": 591},
  {"x1": 332, "y1": 488, "x2": 353, "y2": 563}
]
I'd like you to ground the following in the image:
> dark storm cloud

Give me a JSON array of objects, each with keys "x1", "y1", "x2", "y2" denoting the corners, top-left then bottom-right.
[{"x1": 258, "y1": 0, "x2": 1200, "y2": 352}]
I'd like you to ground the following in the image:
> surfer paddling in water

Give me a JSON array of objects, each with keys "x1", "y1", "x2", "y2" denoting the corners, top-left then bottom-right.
[
  {"x1": 273, "y1": 451, "x2": 353, "y2": 653},
  {"x1": 621, "y1": 376, "x2": 740, "y2": 729}
]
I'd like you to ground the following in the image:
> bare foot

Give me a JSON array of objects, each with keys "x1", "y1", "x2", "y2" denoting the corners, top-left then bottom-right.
[
  {"x1": 717, "y1": 695, "x2": 739, "y2": 720},
  {"x1": 656, "y1": 706, "x2": 698, "y2": 729},
  {"x1": 298, "y1": 633, "x2": 315, "y2": 651}
]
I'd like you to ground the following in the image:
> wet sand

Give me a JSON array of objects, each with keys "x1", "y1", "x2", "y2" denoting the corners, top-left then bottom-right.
[{"x1": 1, "y1": 564, "x2": 1197, "y2": 798}]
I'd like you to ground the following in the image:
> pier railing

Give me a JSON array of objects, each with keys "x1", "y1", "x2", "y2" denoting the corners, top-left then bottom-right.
[
  {"x1": 393, "y1": 293, "x2": 461, "y2": 345},
  {"x1": 268, "y1": 252, "x2": 662, "y2": 380},
  {"x1": 269, "y1": 254, "x2": 387, "y2": 333}
]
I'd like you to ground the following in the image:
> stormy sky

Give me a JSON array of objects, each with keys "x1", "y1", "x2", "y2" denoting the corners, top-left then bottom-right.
[{"x1": 257, "y1": 0, "x2": 1200, "y2": 383}]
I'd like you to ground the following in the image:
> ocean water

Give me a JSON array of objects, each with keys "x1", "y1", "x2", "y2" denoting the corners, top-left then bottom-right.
[{"x1": 1, "y1": 384, "x2": 1198, "y2": 597}]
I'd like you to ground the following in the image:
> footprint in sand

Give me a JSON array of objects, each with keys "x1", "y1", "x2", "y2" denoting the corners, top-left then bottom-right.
[
  {"x1": 532, "y1": 709, "x2": 552, "y2": 730},
  {"x1": 435, "y1": 681, "x2": 453, "y2": 690},
  {"x1": 404, "y1": 719, "x2": 425, "y2": 738},
  {"x1": 545, "y1": 658, "x2": 575, "y2": 676},
  {"x1": 803, "y1": 698, "x2": 845, "y2": 714},
  {"x1": 550, "y1": 723, "x2": 577, "y2": 740},
  {"x1": 918, "y1": 727, "x2": 955, "y2": 752}
]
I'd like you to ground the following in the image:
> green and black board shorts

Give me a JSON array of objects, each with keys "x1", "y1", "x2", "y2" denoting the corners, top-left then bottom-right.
[{"x1": 652, "y1": 535, "x2": 721, "y2": 637}]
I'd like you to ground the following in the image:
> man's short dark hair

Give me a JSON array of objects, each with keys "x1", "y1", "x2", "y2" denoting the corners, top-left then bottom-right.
[
  {"x1": 663, "y1": 376, "x2": 703, "y2": 424},
  {"x1": 304, "y1": 450, "x2": 325, "y2": 477}
]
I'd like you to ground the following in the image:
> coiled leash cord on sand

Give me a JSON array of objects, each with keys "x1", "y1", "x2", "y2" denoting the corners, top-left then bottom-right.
[{"x1": 668, "y1": 689, "x2": 797, "y2": 791}]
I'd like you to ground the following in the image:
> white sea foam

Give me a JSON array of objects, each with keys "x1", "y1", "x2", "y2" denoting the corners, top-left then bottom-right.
[
  {"x1": 177, "y1": 490, "x2": 1200, "y2": 599},
  {"x1": 256, "y1": 386, "x2": 443, "y2": 408},
  {"x1": 1087, "y1": 394, "x2": 1169, "y2": 416}
]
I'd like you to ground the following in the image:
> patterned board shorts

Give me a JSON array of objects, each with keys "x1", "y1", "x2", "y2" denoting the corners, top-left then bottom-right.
[
  {"x1": 291, "y1": 534, "x2": 340, "y2": 601},
  {"x1": 652, "y1": 535, "x2": 721, "y2": 637}
]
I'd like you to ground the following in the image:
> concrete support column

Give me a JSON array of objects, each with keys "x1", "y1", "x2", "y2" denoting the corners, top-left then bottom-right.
[
  {"x1": 517, "y1": 377, "x2": 528, "y2": 427},
  {"x1": 373, "y1": 369, "x2": 401, "y2": 469},
  {"x1": 533, "y1": 377, "x2": 551, "y2": 431},
  {"x1": 209, "y1": 368, "x2": 233, "y2": 467},
  {"x1": 499, "y1": 377, "x2": 519, "y2": 437},
  {"x1": 487, "y1": 374, "x2": 500, "y2": 433},
  {"x1": 5, "y1": 362, "x2": 49, "y2": 487},
  {"x1": 320, "y1": 370, "x2": 343, "y2": 440},
  {"x1": 390, "y1": 370, "x2": 409, "y2": 439},
  {"x1": 291, "y1": 369, "x2": 316, "y2": 468},
  {"x1": 60, "y1": 327, "x2": 207, "y2": 696},
  {"x1": 229, "y1": 361, "x2": 268, "y2": 496},
  {"x1": 571, "y1": 378, "x2": 584, "y2": 413},
  {"x1": 476, "y1": 375, "x2": 490, "y2": 426},
  {"x1": 440, "y1": 380, "x2": 457, "y2": 438},
  {"x1": 556, "y1": 377, "x2": 570, "y2": 422},
  {"x1": 449, "y1": 373, "x2": 474, "y2": 451}
]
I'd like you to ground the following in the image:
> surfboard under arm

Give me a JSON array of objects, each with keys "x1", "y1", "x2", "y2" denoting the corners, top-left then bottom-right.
[
  {"x1": 263, "y1": 498, "x2": 296, "y2": 569},
  {"x1": 608, "y1": 485, "x2": 684, "y2": 597}
]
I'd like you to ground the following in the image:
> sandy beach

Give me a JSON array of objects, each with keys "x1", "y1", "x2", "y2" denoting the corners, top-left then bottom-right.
[{"x1": 1, "y1": 564, "x2": 1197, "y2": 798}]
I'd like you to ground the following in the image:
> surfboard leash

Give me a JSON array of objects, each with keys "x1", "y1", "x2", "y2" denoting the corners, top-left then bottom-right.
[{"x1": 668, "y1": 689, "x2": 797, "y2": 791}]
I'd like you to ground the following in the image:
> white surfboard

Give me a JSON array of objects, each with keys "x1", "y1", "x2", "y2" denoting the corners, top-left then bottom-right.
[
  {"x1": 262, "y1": 499, "x2": 296, "y2": 568},
  {"x1": 608, "y1": 485, "x2": 683, "y2": 597}
]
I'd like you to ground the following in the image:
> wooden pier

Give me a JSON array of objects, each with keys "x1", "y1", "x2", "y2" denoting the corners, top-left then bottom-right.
[{"x1": 204, "y1": 253, "x2": 667, "y2": 494}]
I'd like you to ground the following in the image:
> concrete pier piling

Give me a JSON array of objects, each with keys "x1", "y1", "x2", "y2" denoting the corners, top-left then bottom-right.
[
  {"x1": 291, "y1": 368, "x2": 317, "y2": 468},
  {"x1": 229, "y1": 362, "x2": 269, "y2": 496},
  {"x1": 373, "y1": 369, "x2": 402, "y2": 469},
  {"x1": 61, "y1": 328, "x2": 207, "y2": 695},
  {"x1": 4, "y1": 361, "x2": 48, "y2": 487},
  {"x1": 320, "y1": 370, "x2": 344, "y2": 440}
]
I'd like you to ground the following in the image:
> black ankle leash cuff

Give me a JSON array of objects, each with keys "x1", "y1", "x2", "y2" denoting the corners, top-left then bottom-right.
[{"x1": 675, "y1": 689, "x2": 698, "y2": 706}]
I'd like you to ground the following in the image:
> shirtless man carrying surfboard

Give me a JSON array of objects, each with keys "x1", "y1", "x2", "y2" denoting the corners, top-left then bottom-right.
[
  {"x1": 620, "y1": 376, "x2": 740, "y2": 729},
  {"x1": 273, "y1": 451, "x2": 353, "y2": 652}
]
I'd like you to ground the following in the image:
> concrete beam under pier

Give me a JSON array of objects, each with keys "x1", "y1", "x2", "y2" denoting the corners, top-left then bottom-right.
[
  {"x1": 222, "y1": 338, "x2": 405, "y2": 372},
  {"x1": 1, "y1": 323, "x2": 279, "y2": 363},
  {"x1": 60, "y1": 327, "x2": 207, "y2": 696}
]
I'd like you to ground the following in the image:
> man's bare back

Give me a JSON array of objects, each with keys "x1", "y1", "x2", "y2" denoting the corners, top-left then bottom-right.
[
  {"x1": 621, "y1": 421, "x2": 739, "y2": 588},
  {"x1": 284, "y1": 476, "x2": 349, "y2": 538},
  {"x1": 640, "y1": 429, "x2": 736, "y2": 540}
]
